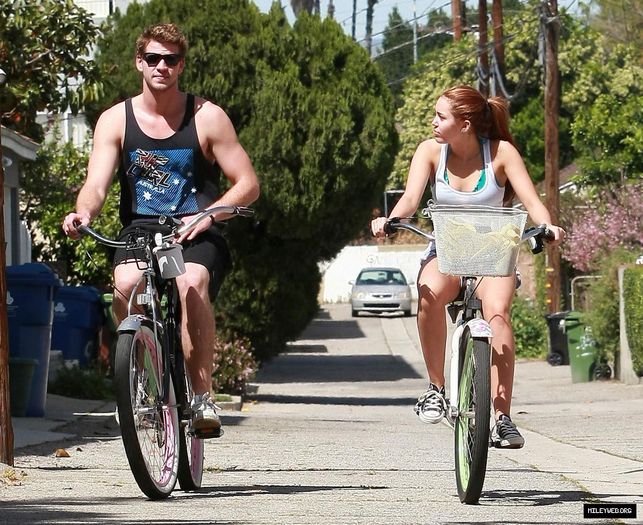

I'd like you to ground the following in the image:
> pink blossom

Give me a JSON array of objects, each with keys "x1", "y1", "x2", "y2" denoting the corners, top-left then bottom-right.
[{"x1": 563, "y1": 183, "x2": 643, "y2": 272}]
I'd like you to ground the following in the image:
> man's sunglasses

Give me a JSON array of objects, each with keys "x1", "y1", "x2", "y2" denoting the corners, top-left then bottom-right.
[{"x1": 142, "y1": 53, "x2": 183, "y2": 67}]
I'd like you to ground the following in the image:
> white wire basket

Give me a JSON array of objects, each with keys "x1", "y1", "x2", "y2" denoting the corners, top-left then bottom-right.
[{"x1": 426, "y1": 204, "x2": 528, "y2": 276}]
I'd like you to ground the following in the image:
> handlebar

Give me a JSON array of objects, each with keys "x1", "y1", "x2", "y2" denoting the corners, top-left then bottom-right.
[
  {"x1": 76, "y1": 205, "x2": 255, "y2": 247},
  {"x1": 383, "y1": 218, "x2": 434, "y2": 240},
  {"x1": 383, "y1": 217, "x2": 553, "y2": 254}
]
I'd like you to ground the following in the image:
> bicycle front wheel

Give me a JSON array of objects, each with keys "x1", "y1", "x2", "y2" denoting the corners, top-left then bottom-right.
[
  {"x1": 114, "y1": 327, "x2": 180, "y2": 499},
  {"x1": 177, "y1": 355, "x2": 204, "y2": 490},
  {"x1": 454, "y1": 327, "x2": 491, "y2": 504}
]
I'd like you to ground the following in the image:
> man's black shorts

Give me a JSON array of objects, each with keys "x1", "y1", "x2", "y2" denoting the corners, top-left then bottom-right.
[{"x1": 113, "y1": 219, "x2": 231, "y2": 301}]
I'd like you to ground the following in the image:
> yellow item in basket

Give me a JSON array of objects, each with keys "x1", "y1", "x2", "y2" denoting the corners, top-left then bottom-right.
[{"x1": 440, "y1": 219, "x2": 521, "y2": 275}]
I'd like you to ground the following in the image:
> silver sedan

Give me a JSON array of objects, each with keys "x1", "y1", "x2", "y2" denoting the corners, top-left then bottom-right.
[{"x1": 350, "y1": 267, "x2": 413, "y2": 317}]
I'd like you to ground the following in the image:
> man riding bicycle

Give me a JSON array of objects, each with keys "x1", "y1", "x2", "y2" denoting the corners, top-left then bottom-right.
[{"x1": 63, "y1": 23, "x2": 260, "y2": 438}]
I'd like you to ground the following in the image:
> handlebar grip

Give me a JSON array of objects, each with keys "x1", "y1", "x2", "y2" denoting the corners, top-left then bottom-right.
[
  {"x1": 383, "y1": 217, "x2": 400, "y2": 236},
  {"x1": 544, "y1": 226, "x2": 555, "y2": 241}
]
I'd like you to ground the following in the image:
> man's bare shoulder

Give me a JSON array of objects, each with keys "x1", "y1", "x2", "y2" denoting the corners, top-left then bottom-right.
[
  {"x1": 194, "y1": 97, "x2": 229, "y2": 121},
  {"x1": 95, "y1": 101, "x2": 126, "y2": 135}
]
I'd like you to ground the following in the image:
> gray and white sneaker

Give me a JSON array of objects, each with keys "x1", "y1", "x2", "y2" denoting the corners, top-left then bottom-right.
[
  {"x1": 414, "y1": 384, "x2": 447, "y2": 424},
  {"x1": 491, "y1": 414, "x2": 525, "y2": 449},
  {"x1": 190, "y1": 392, "x2": 222, "y2": 438}
]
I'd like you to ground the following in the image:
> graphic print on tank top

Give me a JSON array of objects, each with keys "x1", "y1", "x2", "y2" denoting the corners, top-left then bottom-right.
[{"x1": 127, "y1": 146, "x2": 199, "y2": 216}]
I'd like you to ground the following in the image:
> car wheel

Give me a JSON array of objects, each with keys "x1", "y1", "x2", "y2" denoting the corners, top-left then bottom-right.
[
  {"x1": 403, "y1": 309, "x2": 412, "y2": 317},
  {"x1": 351, "y1": 309, "x2": 358, "y2": 317}
]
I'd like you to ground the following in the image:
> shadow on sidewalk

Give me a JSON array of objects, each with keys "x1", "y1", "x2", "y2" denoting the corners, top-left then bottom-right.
[
  {"x1": 256, "y1": 354, "x2": 421, "y2": 383},
  {"x1": 245, "y1": 393, "x2": 417, "y2": 406},
  {"x1": 299, "y1": 318, "x2": 365, "y2": 340},
  {"x1": 482, "y1": 488, "x2": 637, "y2": 507}
]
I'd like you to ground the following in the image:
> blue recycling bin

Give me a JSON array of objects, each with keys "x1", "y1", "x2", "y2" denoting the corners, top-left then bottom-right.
[
  {"x1": 51, "y1": 286, "x2": 105, "y2": 367},
  {"x1": 6, "y1": 263, "x2": 62, "y2": 417}
]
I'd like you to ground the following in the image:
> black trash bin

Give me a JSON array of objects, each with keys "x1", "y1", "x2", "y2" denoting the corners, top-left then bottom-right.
[
  {"x1": 6, "y1": 263, "x2": 62, "y2": 417},
  {"x1": 545, "y1": 311, "x2": 570, "y2": 366}
]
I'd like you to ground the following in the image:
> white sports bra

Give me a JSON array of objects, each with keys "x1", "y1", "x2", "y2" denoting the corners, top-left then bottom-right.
[{"x1": 430, "y1": 139, "x2": 505, "y2": 207}]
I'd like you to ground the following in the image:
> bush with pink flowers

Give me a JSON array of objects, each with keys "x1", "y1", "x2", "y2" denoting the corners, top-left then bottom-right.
[
  {"x1": 562, "y1": 183, "x2": 643, "y2": 272},
  {"x1": 211, "y1": 335, "x2": 258, "y2": 396}
]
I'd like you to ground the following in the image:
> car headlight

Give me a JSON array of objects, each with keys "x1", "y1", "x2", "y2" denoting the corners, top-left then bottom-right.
[
  {"x1": 397, "y1": 291, "x2": 409, "y2": 299},
  {"x1": 355, "y1": 292, "x2": 366, "y2": 300}
]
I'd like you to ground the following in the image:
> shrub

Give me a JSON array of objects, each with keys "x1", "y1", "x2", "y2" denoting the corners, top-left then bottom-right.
[
  {"x1": 48, "y1": 363, "x2": 114, "y2": 401},
  {"x1": 511, "y1": 295, "x2": 548, "y2": 359},
  {"x1": 623, "y1": 266, "x2": 643, "y2": 376},
  {"x1": 211, "y1": 335, "x2": 258, "y2": 396},
  {"x1": 562, "y1": 183, "x2": 642, "y2": 273},
  {"x1": 584, "y1": 249, "x2": 638, "y2": 364}
]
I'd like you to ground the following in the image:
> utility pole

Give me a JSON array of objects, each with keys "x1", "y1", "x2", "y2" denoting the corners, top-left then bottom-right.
[
  {"x1": 477, "y1": 0, "x2": 489, "y2": 96},
  {"x1": 491, "y1": 0, "x2": 505, "y2": 74},
  {"x1": 452, "y1": 0, "x2": 463, "y2": 40},
  {"x1": 542, "y1": 0, "x2": 561, "y2": 313},
  {"x1": 327, "y1": 0, "x2": 335, "y2": 19},
  {"x1": 365, "y1": 0, "x2": 378, "y2": 57},
  {"x1": 0, "y1": 67, "x2": 14, "y2": 466},
  {"x1": 412, "y1": 0, "x2": 418, "y2": 63},
  {"x1": 351, "y1": 0, "x2": 357, "y2": 39}
]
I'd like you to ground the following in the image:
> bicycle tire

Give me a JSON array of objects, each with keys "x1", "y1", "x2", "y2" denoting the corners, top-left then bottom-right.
[
  {"x1": 454, "y1": 327, "x2": 491, "y2": 504},
  {"x1": 114, "y1": 326, "x2": 180, "y2": 499},
  {"x1": 177, "y1": 355, "x2": 204, "y2": 490}
]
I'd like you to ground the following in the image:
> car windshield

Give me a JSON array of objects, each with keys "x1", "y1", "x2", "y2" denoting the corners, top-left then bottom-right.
[{"x1": 356, "y1": 270, "x2": 407, "y2": 286}]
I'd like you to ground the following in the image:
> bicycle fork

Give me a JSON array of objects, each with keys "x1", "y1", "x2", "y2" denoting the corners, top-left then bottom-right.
[{"x1": 447, "y1": 318, "x2": 493, "y2": 425}]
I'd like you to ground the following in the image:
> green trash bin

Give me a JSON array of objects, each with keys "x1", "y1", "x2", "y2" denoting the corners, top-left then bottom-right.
[
  {"x1": 8, "y1": 357, "x2": 38, "y2": 417},
  {"x1": 101, "y1": 293, "x2": 118, "y2": 372},
  {"x1": 565, "y1": 311, "x2": 599, "y2": 383}
]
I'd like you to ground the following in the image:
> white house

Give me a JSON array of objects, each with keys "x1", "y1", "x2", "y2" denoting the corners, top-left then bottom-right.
[{"x1": 1, "y1": 126, "x2": 38, "y2": 266}]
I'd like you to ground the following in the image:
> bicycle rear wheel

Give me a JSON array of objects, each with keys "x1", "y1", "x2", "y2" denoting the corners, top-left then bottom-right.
[
  {"x1": 114, "y1": 326, "x2": 180, "y2": 499},
  {"x1": 454, "y1": 327, "x2": 491, "y2": 504},
  {"x1": 176, "y1": 355, "x2": 204, "y2": 490}
]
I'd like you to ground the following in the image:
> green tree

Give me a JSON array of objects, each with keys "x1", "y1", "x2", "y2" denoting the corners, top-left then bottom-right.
[
  {"x1": 21, "y1": 130, "x2": 121, "y2": 286},
  {"x1": 390, "y1": 1, "x2": 626, "y2": 191},
  {"x1": 81, "y1": 0, "x2": 398, "y2": 360},
  {"x1": 588, "y1": 0, "x2": 642, "y2": 50},
  {"x1": 568, "y1": 42, "x2": 642, "y2": 186},
  {"x1": 0, "y1": 0, "x2": 102, "y2": 139},
  {"x1": 375, "y1": 8, "x2": 451, "y2": 107}
]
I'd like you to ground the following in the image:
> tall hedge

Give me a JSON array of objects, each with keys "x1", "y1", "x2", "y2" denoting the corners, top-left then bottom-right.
[
  {"x1": 84, "y1": 0, "x2": 398, "y2": 360},
  {"x1": 623, "y1": 266, "x2": 643, "y2": 377}
]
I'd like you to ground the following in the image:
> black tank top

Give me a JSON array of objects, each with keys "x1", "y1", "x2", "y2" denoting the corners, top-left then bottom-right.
[{"x1": 117, "y1": 94, "x2": 221, "y2": 226}]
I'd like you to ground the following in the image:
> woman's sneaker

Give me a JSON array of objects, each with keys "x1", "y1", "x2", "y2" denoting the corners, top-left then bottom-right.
[
  {"x1": 190, "y1": 392, "x2": 222, "y2": 438},
  {"x1": 491, "y1": 414, "x2": 525, "y2": 449},
  {"x1": 414, "y1": 384, "x2": 447, "y2": 424}
]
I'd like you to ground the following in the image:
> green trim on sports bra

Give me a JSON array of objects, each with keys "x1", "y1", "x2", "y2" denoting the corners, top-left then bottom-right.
[
  {"x1": 444, "y1": 168, "x2": 487, "y2": 192},
  {"x1": 444, "y1": 139, "x2": 487, "y2": 192}
]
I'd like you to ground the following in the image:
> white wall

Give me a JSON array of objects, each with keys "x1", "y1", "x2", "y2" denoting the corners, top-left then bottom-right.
[{"x1": 319, "y1": 244, "x2": 427, "y2": 303}]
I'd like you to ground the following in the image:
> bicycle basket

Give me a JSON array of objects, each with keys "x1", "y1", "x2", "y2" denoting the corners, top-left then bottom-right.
[{"x1": 426, "y1": 204, "x2": 528, "y2": 276}]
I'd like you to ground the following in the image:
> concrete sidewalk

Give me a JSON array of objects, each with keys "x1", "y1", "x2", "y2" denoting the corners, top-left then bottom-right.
[
  {"x1": 10, "y1": 395, "x2": 114, "y2": 450},
  {"x1": 3, "y1": 302, "x2": 642, "y2": 524}
]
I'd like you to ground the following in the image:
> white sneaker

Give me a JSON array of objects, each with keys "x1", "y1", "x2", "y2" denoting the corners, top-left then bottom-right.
[
  {"x1": 414, "y1": 384, "x2": 447, "y2": 424},
  {"x1": 190, "y1": 392, "x2": 222, "y2": 437}
]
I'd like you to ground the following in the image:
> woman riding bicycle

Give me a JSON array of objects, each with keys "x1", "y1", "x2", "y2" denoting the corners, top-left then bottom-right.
[{"x1": 371, "y1": 85, "x2": 565, "y2": 449}]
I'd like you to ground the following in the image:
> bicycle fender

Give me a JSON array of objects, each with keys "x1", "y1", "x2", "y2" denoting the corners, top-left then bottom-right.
[
  {"x1": 117, "y1": 314, "x2": 150, "y2": 333},
  {"x1": 466, "y1": 318, "x2": 493, "y2": 338}
]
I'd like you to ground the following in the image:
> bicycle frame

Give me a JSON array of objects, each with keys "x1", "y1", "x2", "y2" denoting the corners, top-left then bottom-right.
[
  {"x1": 76, "y1": 205, "x2": 254, "y2": 499},
  {"x1": 384, "y1": 213, "x2": 550, "y2": 504},
  {"x1": 445, "y1": 278, "x2": 492, "y2": 423}
]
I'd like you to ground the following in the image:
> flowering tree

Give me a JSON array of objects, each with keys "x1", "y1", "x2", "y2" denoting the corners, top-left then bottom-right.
[{"x1": 562, "y1": 183, "x2": 643, "y2": 272}]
